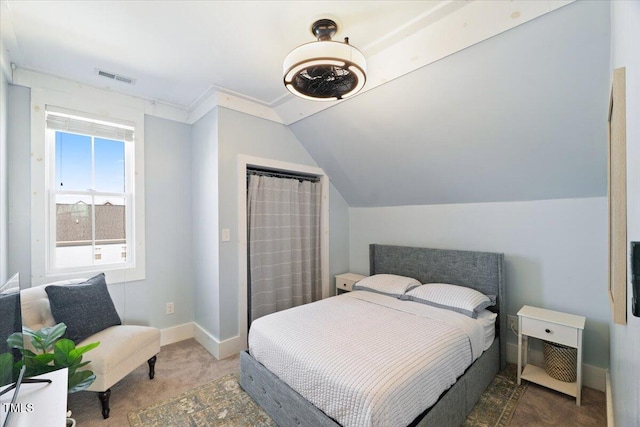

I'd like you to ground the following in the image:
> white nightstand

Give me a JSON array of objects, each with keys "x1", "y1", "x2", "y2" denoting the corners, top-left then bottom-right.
[
  {"x1": 517, "y1": 305, "x2": 586, "y2": 405},
  {"x1": 335, "y1": 273, "x2": 366, "y2": 294}
]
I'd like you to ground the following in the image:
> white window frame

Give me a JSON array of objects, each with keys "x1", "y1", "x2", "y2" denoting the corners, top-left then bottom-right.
[
  {"x1": 45, "y1": 107, "x2": 135, "y2": 275},
  {"x1": 30, "y1": 87, "x2": 146, "y2": 285}
]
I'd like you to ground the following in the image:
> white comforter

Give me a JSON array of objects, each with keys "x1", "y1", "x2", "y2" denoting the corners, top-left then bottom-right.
[{"x1": 248, "y1": 291, "x2": 488, "y2": 427}]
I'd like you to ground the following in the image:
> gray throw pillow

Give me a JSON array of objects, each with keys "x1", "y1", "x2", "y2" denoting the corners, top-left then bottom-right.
[
  {"x1": 45, "y1": 273, "x2": 121, "y2": 344},
  {"x1": 0, "y1": 292, "x2": 21, "y2": 355}
]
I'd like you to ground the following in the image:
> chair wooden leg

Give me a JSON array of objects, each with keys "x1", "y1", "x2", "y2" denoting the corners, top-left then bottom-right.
[
  {"x1": 148, "y1": 355, "x2": 157, "y2": 380},
  {"x1": 98, "y1": 389, "x2": 111, "y2": 419}
]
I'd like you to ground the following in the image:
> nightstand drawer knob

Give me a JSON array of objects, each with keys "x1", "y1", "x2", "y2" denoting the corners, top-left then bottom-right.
[{"x1": 545, "y1": 328, "x2": 551, "y2": 333}]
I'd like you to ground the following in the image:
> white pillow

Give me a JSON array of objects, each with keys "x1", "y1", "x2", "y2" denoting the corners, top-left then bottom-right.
[
  {"x1": 352, "y1": 274, "x2": 421, "y2": 297},
  {"x1": 476, "y1": 309, "x2": 498, "y2": 351},
  {"x1": 405, "y1": 283, "x2": 494, "y2": 318}
]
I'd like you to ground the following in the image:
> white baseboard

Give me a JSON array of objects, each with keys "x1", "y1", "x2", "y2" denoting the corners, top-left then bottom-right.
[
  {"x1": 606, "y1": 371, "x2": 614, "y2": 427},
  {"x1": 192, "y1": 322, "x2": 247, "y2": 360},
  {"x1": 160, "y1": 322, "x2": 195, "y2": 346},
  {"x1": 159, "y1": 322, "x2": 246, "y2": 360},
  {"x1": 506, "y1": 342, "x2": 606, "y2": 392},
  {"x1": 218, "y1": 334, "x2": 248, "y2": 359},
  {"x1": 192, "y1": 323, "x2": 219, "y2": 358}
]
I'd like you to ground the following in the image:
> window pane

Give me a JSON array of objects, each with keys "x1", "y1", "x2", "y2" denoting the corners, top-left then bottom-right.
[
  {"x1": 54, "y1": 194, "x2": 127, "y2": 268},
  {"x1": 56, "y1": 132, "x2": 92, "y2": 191},
  {"x1": 94, "y1": 196, "x2": 127, "y2": 265},
  {"x1": 95, "y1": 137, "x2": 125, "y2": 193},
  {"x1": 56, "y1": 194, "x2": 92, "y2": 244},
  {"x1": 55, "y1": 194, "x2": 93, "y2": 269}
]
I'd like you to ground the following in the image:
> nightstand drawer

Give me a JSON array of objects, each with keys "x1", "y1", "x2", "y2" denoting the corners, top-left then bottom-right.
[
  {"x1": 335, "y1": 273, "x2": 366, "y2": 293},
  {"x1": 336, "y1": 279, "x2": 355, "y2": 292},
  {"x1": 521, "y1": 317, "x2": 578, "y2": 347}
]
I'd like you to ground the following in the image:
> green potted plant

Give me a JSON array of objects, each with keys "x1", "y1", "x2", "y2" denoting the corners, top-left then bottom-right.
[{"x1": 7, "y1": 322, "x2": 100, "y2": 393}]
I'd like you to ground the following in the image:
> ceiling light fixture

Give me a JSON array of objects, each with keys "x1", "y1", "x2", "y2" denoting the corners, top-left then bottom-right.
[{"x1": 283, "y1": 19, "x2": 366, "y2": 101}]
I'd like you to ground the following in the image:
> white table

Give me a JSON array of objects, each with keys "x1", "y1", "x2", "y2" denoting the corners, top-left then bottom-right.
[
  {"x1": 0, "y1": 368, "x2": 68, "y2": 426},
  {"x1": 517, "y1": 305, "x2": 585, "y2": 405}
]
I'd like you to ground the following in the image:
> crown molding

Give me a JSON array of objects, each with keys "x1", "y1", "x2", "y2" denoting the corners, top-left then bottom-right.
[
  {"x1": 186, "y1": 86, "x2": 284, "y2": 125},
  {"x1": 9, "y1": 0, "x2": 574, "y2": 127}
]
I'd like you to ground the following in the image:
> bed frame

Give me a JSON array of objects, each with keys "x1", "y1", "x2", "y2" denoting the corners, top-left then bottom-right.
[{"x1": 240, "y1": 244, "x2": 506, "y2": 427}]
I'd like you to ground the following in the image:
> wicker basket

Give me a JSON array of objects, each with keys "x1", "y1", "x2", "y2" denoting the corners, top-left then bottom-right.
[{"x1": 543, "y1": 341, "x2": 577, "y2": 382}]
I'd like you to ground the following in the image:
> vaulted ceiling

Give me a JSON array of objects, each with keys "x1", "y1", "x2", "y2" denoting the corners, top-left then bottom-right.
[
  {"x1": 291, "y1": 0, "x2": 611, "y2": 206},
  {"x1": 0, "y1": 0, "x2": 610, "y2": 207}
]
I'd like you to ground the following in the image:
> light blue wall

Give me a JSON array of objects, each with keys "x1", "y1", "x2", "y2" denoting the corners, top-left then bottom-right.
[
  {"x1": 5, "y1": 84, "x2": 351, "y2": 344},
  {"x1": 7, "y1": 84, "x2": 30, "y2": 285},
  {"x1": 216, "y1": 106, "x2": 348, "y2": 339},
  {"x1": 190, "y1": 106, "x2": 350, "y2": 343},
  {"x1": 0, "y1": 71, "x2": 7, "y2": 284},
  {"x1": 119, "y1": 115, "x2": 194, "y2": 328},
  {"x1": 217, "y1": 107, "x2": 315, "y2": 339},
  {"x1": 6, "y1": 88, "x2": 195, "y2": 330},
  {"x1": 350, "y1": 197, "x2": 609, "y2": 369},
  {"x1": 328, "y1": 184, "x2": 350, "y2": 293},
  {"x1": 191, "y1": 108, "x2": 220, "y2": 337},
  {"x1": 189, "y1": 104, "x2": 353, "y2": 344},
  {"x1": 290, "y1": 0, "x2": 610, "y2": 208},
  {"x1": 609, "y1": 1, "x2": 640, "y2": 425}
]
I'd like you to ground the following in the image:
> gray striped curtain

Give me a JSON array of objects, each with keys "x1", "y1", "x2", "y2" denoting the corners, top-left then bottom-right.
[{"x1": 248, "y1": 174, "x2": 322, "y2": 323}]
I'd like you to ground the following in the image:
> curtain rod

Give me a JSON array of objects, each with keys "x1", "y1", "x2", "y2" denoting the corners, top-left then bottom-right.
[{"x1": 247, "y1": 167, "x2": 320, "y2": 183}]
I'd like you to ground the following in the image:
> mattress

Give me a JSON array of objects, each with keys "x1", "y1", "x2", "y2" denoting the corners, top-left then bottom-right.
[{"x1": 248, "y1": 291, "x2": 494, "y2": 427}]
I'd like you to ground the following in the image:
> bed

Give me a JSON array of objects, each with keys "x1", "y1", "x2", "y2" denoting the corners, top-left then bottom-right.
[{"x1": 240, "y1": 244, "x2": 506, "y2": 427}]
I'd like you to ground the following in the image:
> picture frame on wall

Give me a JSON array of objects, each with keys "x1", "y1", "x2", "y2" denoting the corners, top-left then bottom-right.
[{"x1": 608, "y1": 66, "x2": 627, "y2": 325}]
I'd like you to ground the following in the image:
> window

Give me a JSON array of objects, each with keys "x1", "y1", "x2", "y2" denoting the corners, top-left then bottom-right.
[
  {"x1": 45, "y1": 107, "x2": 135, "y2": 274},
  {"x1": 29, "y1": 82, "x2": 146, "y2": 286}
]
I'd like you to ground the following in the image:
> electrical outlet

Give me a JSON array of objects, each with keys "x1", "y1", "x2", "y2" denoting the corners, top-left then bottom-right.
[
  {"x1": 508, "y1": 315, "x2": 518, "y2": 333},
  {"x1": 166, "y1": 302, "x2": 175, "y2": 315}
]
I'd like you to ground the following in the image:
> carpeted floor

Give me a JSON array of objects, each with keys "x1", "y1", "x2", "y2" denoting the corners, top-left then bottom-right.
[
  {"x1": 68, "y1": 339, "x2": 606, "y2": 427},
  {"x1": 68, "y1": 339, "x2": 240, "y2": 427}
]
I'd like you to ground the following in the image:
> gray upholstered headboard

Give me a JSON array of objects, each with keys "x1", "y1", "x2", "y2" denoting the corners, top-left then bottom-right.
[{"x1": 369, "y1": 244, "x2": 506, "y2": 369}]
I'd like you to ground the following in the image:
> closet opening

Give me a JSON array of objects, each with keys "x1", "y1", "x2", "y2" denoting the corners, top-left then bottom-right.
[
  {"x1": 237, "y1": 156, "x2": 329, "y2": 348},
  {"x1": 246, "y1": 167, "x2": 322, "y2": 328}
]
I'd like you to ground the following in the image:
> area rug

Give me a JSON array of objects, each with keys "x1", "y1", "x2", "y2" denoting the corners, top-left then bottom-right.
[
  {"x1": 463, "y1": 364, "x2": 528, "y2": 427},
  {"x1": 129, "y1": 365, "x2": 527, "y2": 427},
  {"x1": 127, "y1": 373, "x2": 275, "y2": 427}
]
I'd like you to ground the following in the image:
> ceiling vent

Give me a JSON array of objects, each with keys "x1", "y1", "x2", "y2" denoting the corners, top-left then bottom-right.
[{"x1": 95, "y1": 68, "x2": 136, "y2": 85}]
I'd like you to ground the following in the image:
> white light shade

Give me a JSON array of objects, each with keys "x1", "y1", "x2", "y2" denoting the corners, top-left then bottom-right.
[{"x1": 283, "y1": 40, "x2": 366, "y2": 101}]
